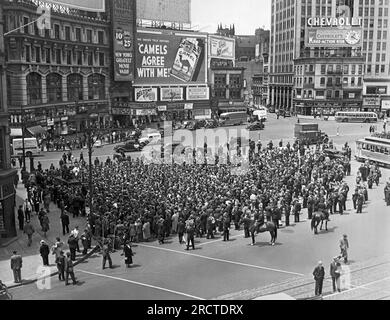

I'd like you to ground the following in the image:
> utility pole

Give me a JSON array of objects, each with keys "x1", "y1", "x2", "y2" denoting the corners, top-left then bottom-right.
[{"x1": 20, "y1": 106, "x2": 26, "y2": 171}]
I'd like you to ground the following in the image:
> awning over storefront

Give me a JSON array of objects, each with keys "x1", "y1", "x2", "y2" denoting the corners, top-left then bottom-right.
[
  {"x1": 10, "y1": 128, "x2": 23, "y2": 137},
  {"x1": 27, "y1": 125, "x2": 46, "y2": 136}
]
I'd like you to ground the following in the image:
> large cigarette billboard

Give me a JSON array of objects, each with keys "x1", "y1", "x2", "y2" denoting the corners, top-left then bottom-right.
[
  {"x1": 134, "y1": 29, "x2": 207, "y2": 85},
  {"x1": 209, "y1": 35, "x2": 235, "y2": 60},
  {"x1": 112, "y1": 0, "x2": 136, "y2": 82},
  {"x1": 136, "y1": 0, "x2": 190, "y2": 24},
  {"x1": 42, "y1": 0, "x2": 105, "y2": 11},
  {"x1": 306, "y1": 27, "x2": 362, "y2": 48}
]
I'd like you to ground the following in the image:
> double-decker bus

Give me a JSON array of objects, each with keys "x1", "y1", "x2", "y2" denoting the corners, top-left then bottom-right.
[
  {"x1": 335, "y1": 112, "x2": 378, "y2": 123},
  {"x1": 355, "y1": 136, "x2": 390, "y2": 167}
]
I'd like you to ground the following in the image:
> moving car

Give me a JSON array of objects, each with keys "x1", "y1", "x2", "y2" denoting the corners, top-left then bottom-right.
[{"x1": 114, "y1": 140, "x2": 141, "y2": 153}]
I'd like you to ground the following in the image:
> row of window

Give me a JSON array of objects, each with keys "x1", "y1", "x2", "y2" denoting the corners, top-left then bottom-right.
[
  {"x1": 295, "y1": 64, "x2": 364, "y2": 76},
  {"x1": 295, "y1": 76, "x2": 363, "y2": 87},
  {"x1": 22, "y1": 45, "x2": 106, "y2": 67},
  {"x1": 359, "y1": 6, "x2": 389, "y2": 17},
  {"x1": 296, "y1": 89, "x2": 361, "y2": 100},
  {"x1": 14, "y1": 17, "x2": 107, "y2": 45},
  {"x1": 363, "y1": 41, "x2": 387, "y2": 52},
  {"x1": 359, "y1": 0, "x2": 389, "y2": 5},
  {"x1": 24, "y1": 73, "x2": 105, "y2": 105}
]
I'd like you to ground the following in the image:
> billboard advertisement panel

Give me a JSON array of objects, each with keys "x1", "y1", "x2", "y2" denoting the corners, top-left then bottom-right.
[
  {"x1": 135, "y1": 30, "x2": 207, "y2": 85},
  {"x1": 112, "y1": 0, "x2": 136, "y2": 82},
  {"x1": 135, "y1": 88, "x2": 158, "y2": 102},
  {"x1": 306, "y1": 27, "x2": 362, "y2": 48},
  {"x1": 160, "y1": 88, "x2": 184, "y2": 101},
  {"x1": 209, "y1": 36, "x2": 235, "y2": 60},
  {"x1": 136, "y1": 0, "x2": 190, "y2": 24},
  {"x1": 42, "y1": 0, "x2": 105, "y2": 11},
  {"x1": 186, "y1": 87, "x2": 210, "y2": 100}
]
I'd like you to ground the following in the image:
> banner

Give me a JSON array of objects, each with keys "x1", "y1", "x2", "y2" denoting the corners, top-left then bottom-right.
[
  {"x1": 42, "y1": 0, "x2": 105, "y2": 11},
  {"x1": 382, "y1": 100, "x2": 390, "y2": 110},
  {"x1": 209, "y1": 36, "x2": 235, "y2": 60},
  {"x1": 363, "y1": 97, "x2": 380, "y2": 106},
  {"x1": 136, "y1": 0, "x2": 190, "y2": 24},
  {"x1": 135, "y1": 30, "x2": 207, "y2": 85},
  {"x1": 160, "y1": 88, "x2": 183, "y2": 101},
  {"x1": 306, "y1": 27, "x2": 362, "y2": 48},
  {"x1": 112, "y1": 0, "x2": 136, "y2": 81},
  {"x1": 135, "y1": 88, "x2": 158, "y2": 102},
  {"x1": 136, "y1": 109, "x2": 157, "y2": 116},
  {"x1": 186, "y1": 87, "x2": 210, "y2": 100},
  {"x1": 184, "y1": 103, "x2": 193, "y2": 110}
]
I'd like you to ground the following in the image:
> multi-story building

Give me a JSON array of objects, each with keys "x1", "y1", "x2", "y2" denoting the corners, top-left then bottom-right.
[
  {"x1": 270, "y1": 0, "x2": 368, "y2": 115},
  {"x1": 0, "y1": 0, "x2": 17, "y2": 239},
  {"x1": 235, "y1": 35, "x2": 257, "y2": 62},
  {"x1": 4, "y1": 0, "x2": 111, "y2": 135},
  {"x1": 359, "y1": 0, "x2": 390, "y2": 115}
]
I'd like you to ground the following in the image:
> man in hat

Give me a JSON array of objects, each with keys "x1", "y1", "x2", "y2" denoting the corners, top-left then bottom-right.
[
  {"x1": 64, "y1": 252, "x2": 77, "y2": 285},
  {"x1": 10, "y1": 251, "x2": 23, "y2": 283},
  {"x1": 313, "y1": 261, "x2": 325, "y2": 297},
  {"x1": 23, "y1": 220, "x2": 35, "y2": 247},
  {"x1": 330, "y1": 257, "x2": 341, "y2": 293},
  {"x1": 102, "y1": 239, "x2": 113, "y2": 269},
  {"x1": 340, "y1": 234, "x2": 349, "y2": 264},
  {"x1": 56, "y1": 251, "x2": 66, "y2": 281},
  {"x1": 39, "y1": 240, "x2": 50, "y2": 266}
]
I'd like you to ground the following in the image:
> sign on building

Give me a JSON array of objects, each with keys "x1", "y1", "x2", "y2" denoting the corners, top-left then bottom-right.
[
  {"x1": 186, "y1": 87, "x2": 210, "y2": 100},
  {"x1": 112, "y1": 0, "x2": 136, "y2": 81},
  {"x1": 135, "y1": 30, "x2": 207, "y2": 85},
  {"x1": 160, "y1": 88, "x2": 184, "y2": 101},
  {"x1": 135, "y1": 88, "x2": 158, "y2": 102},
  {"x1": 382, "y1": 100, "x2": 390, "y2": 110},
  {"x1": 363, "y1": 97, "x2": 380, "y2": 107},
  {"x1": 306, "y1": 27, "x2": 362, "y2": 48},
  {"x1": 136, "y1": 0, "x2": 190, "y2": 24},
  {"x1": 209, "y1": 35, "x2": 236, "y2": 60}
]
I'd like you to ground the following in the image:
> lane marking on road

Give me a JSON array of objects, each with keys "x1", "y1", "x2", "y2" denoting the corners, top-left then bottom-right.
[
  {"x1": 77, "y1": 269, "x2": 205, "y2": 300},
  {"x1": 198, "y1": 234, "x2": 243, "y2": 246},
  {"x1": 324, "y1": 275, "x2": 390, "y2": 299},
  {"x1": 136, "y1": 243, "x2": 304, "y2": 276}
]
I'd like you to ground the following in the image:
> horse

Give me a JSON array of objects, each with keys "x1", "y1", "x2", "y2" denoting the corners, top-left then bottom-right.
[
  {"x1": 311, "y1": 210, "x2": 329, "y2": 234},
  {"x1": 249, "y1": 221, "x2": 278, "y2": 246}
]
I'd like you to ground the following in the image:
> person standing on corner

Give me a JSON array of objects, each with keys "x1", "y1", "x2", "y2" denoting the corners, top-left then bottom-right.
[
  {"x1": 340, "y1": 234, "x2": 349, "y2": 264},
  {"x1": 330, "y1": 256, "x2": 341, "y2": 293},
  {"x1": 64, "y1": 252, "x2": 77, "y2": 285},
  {"x1": 39, "y1": 240, "x2": 50, "y2": 266},
  {"x1": 313, "y1": 261, "x2": 325, "y2": 297},
  {"x1": 60, "y1": 211, "x2": 70, "y2": 235},
  {"x1": 122, "y1": 240, "x2": 134, "y2": 268},
  {"x1": 10, "y1": 251, "x2": 23, "y2": 284},
  {"x1": 102, "y1": 239, "x2": 113, "y2": 269},
  {"x1": 56, "y1": 251, "x2": 66, "y2": 282}
]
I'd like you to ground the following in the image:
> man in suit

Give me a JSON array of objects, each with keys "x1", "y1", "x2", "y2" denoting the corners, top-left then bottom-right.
[
  {"x1": 222, "y1": 213, "x2": 230, "y2": 241},
  {"x1": 102, "y1": 240, "x2": 113, "y2": 269},
  {"x1": 60, "y1": 212, "x2": 70, "y2": 235},
  {"x1": 64, "y1": 252, "x2": 77, "y2": 285},
  {"x1": 17, "y1": 205, "x2": 24, "y2": 231},
  {"x1": 340, "y1": 234, "x2": 349, "y2": 263},
  {"x1": 313, "y1": 261, "x2": 325, "y2": 297},
  {"x1": 177, "y1": 219, "x2": 185, "y2": 244},
  {"x1": 185, "y1": 220, "x2": 195, "y2": 251},
  {"x1": 330, "y1": 257, "x2": 341, "y2": 293},
  {"x1": 10, "y1": 251, "x2": 23, "y2": 283},
  {"x1": 39, "y1": 240, "x2": 50, "y2": 266},
  {"x1": 23, "y1": 221, "x2": 35, "y2": 247}
]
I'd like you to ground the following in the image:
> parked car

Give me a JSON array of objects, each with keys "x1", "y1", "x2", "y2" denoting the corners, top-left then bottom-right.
[
  {"x1": 323, "y1": 148, "x2": 348, "y2": 160},
  {"x1": 246, "y1": 122, "x2": 265, "y2": 131},
  {"x1": 114, "y1": 140, "x2": 141, "y2": 153},
  {"x1": 93, "y1": 140, "x2": 102, "y2": 148}
]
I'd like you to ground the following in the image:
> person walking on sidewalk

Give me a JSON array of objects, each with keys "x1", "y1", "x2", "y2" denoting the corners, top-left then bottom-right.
[
  {"x1": 313, "y1": 261, "x2": 325, "y2": 297},
  {"x1": 51, "y1": 237, "x2": 64, "y2": 261},
  {"x1": 122, "y1": 240, "x2": 134, "y2": 268},
  {"x1": 56, "y1": 251, "x2": 65, "y2": 281},
  {"x1": 41, "y1": 213, "x2": 50, "y2": 238},
  {"x1": 10, "y1": 251, "x2": 23, "y2": 284},
  {"x1": 23, "y1": 221, "x2": 35, "y2": 247},
  {"x1": 330, "y1": 257, "x2": 341, "y2": 293},
  {"x1": 67, "y1": 234, "x2": 78, "y2": 261},
  {"x1": 102, "y1": 239, "x2": 113, "y2": 269},
  {"x1": 64, "y1": 252, "x2": 77, "y2": 285},
  {"x1": 23, "y1": 199, "x2": 32, "y2": 222},
  {"x1": 17, "y1": 205, "x2": 24, "y2": 231},
  {"x1": 39, "y1": 240, "x2": 50, "y2": 266},
  {"x1": 339, "y1": 234, "x2": 349, "y2": 264},
  {"x1": 60, "y1": 211, "x2": 70, "y2": 235}
]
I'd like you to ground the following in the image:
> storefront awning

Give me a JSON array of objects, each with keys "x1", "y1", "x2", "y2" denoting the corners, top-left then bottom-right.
[
  {"x1": 27, "y1": 125, "x2": 46, "y2": 136},
  {"x1": 10, "y1": 128, "x2": 23, "y2": 137}
]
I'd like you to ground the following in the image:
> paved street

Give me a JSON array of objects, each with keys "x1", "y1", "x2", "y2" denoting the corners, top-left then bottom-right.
[{"x1": 5, "y1": 116, "x2": 390, "y2": 300}]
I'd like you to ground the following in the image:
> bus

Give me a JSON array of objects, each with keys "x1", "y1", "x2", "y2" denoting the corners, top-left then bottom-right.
[
  {"x1": 355, "y1": 136, "x2": 390, "y2": 167},
  {"x1": 253, "y1": 106, "x2": 268, "y2": 121},
  {"x1": 335, "y1": 112, "x2": 378, "y2": 123},
  {"x1": 219, "y1": 112, "x2": 248, "y2": 126},
  {"x1": 12, "y1": 138, "x2": 40, "y2": 158}
]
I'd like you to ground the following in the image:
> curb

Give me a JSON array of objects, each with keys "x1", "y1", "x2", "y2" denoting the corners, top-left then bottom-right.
[
  {"x1": 0, "y1": 236, "x2": 21, "y2": 248},
  {"x1": 6, "y1": 245, "x2": 99, "y2": 289}
]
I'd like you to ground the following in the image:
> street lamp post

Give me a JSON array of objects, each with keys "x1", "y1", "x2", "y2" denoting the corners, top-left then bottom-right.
[{"x1": 20, "y1": 106, "x2": 26, "y2": 172}]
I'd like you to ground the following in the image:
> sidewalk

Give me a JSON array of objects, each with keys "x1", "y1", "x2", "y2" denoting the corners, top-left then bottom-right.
[{"x1": 0, "y1": 184, "x2": 90, "y2": 288}]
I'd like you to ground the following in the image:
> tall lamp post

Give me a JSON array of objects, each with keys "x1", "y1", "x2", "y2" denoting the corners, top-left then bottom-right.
[
  {"x1": 86, "y1": 112, "x2": 98, "y2": 216},
  {"x1": 20, "y1": 106, "x2": 26, "y2": 172}
]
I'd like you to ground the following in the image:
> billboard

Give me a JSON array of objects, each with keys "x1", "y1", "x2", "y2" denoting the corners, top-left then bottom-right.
[
  {"x1": 135, "y1": 30, "x2": 207, "y2": 85},
  {"x1": 186, "y1": 87, "x2": 210, "y2": 100},
  {"x1": 160, "y1": 88, "x2": 184, "y2": 101},
  {"x1": 42, "y1": 0, "x2": 105, "y2": 11},
  {"x1": 306, "y1": 27, "x2": 362, "y2": 48},
  {"x1": 209, "y1": 36, "x2": 235, "y2": 60},
  {"x1": 135, "y1": 88, "x2": 158, "y2": 102},
  {"x1": 112, "y1": 0, "x2": 136, "y2": 82},
  {"x1": 136, "y1": 0, "x2": 190, "y2": 24}
]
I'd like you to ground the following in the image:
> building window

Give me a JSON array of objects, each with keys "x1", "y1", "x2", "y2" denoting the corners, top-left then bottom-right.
[
  {"x1": 75, "y1": 28, "x2": 81, "y2": 42},
  {"x1": 45, "y1": 48, "x2": 51, "y2": 63},
  {"x1": 66, "y1": 50, "x2": 72, "y2": 65},
  {"x1": 87, "y1": 52, "x2": 93, "y2": 66},
  {"x1": 335, "y1": 90, "x2": 340, "y2": 98},
  {"x1": 98, "y1": 52, "x2": 105, "y2": 66},
  {"x1": 33, "y1": 47, "x2": 40, "y2": 63},
  {"x1": 88, "y1": 74, "x2": 105, "y2": 100},
  {"x1": 76, "y1": 51, "x2": 82, "y2": 65},
  {"x1": 56, "y1": 49, "x2": 61, "y2": 64},
  {"x1": 320, "y1": 77, "x2": 325, "y2": 86},
  {"x1": 321, "y1": 65, "x2": 326, "y2": 74},
  {"x1": 26, "y1": 73, "x2": 42, "y2": 105},
  {"x1": 67, "y1": 74, "x2": 83, "y2": 101},
  {"x1": 65, "y1": 26, "x2": 71, "y2": 41},
  {"x1": 54, "y1": 24, "x2": 60, "y2": 39},
  {"x1": 98, "y1": 31, "x2": 104, "y2": 44},
  {"x1": 0, "y1": 127, "x2": 5, "y2": 169},
  {"x1": 86, "y1": 29, "x2": 92, "y2": 43},
  {"x1": 25, "y1": 45, "x2": 31, "y2": 62},
  {"x1": 47, "y1": 73, "x2": 63, "y2": 102},
  {"x1": 23, "y1": 17, "x2": 29, "y2": 34}
]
